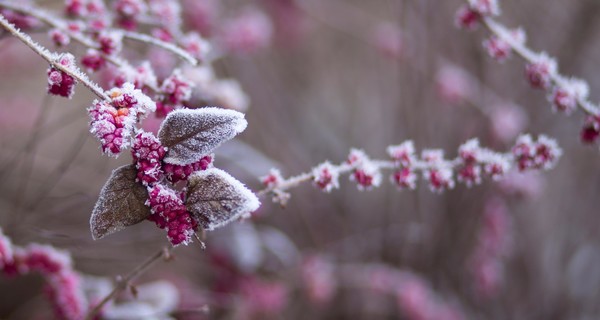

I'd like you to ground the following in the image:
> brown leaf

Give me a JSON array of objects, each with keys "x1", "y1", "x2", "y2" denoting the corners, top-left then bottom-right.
[
  {"x1": 186, "y1": 168, "x2": 260, "y2": 230},
  {"x1": 90, "y1": 164, "x2": 151, "y2": 240},
  {"x1": 158, "y1": 107, "x2": 247, "y2": 165}
]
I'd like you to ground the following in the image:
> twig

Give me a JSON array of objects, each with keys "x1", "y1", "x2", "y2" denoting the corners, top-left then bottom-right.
[
  {"x1": 122, "y1": 31, "x2": 198, "y2": 66},
  {"x1": 0, "y1": 13, "x2": 109, "y2": 100},
  {"x1": 85, "y1": 246, "x2": 173, "y2": 320}
]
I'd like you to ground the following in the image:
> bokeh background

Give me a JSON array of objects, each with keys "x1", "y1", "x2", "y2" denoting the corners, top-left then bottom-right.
[{"x1": 1, "y1": 0, "x2": 600, "y2": 318}]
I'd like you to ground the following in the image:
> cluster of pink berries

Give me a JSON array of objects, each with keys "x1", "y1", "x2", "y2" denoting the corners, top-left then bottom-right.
[
  {"x1": 146, "y1": 184, "x2": 198, "y2": 246},
  {"x1": 47, "y1": 53, "x2": 78, "y2": 98},
  {"x1": 0, "y1": 229, "x2": 87, "y2": 320},
  {"x1": 88, "y1": 83, "x2": 156, "y2": 156},
  {"x1": 261, "y1": 135, "x2": 561, "y2": 203}
]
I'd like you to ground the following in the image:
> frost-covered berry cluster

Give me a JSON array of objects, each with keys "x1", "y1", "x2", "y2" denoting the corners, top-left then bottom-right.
[
  {"x1": 260, "y1": 135, "x2": 561, "y2": 204},
  {"x1": 146, "y1": 184, "x2": 198, "y2": 246},
  {"x1": 88, "y1": 83, "x2": 156, "y2": 156},
  {"x1": 47, "y1": 53, "x2": 78, "y2": 98}
]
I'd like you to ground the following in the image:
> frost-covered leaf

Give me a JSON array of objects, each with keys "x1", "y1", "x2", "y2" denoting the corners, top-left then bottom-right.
[
  {"x1": 158, "y1": 107, "x2": 247, "y2": 165},
  {"x1": 90, "y1": 164, "x2": 151, "y2": 240},
  {"x1": 186, "y1": 168, "x2": 260, "y2": 230}
]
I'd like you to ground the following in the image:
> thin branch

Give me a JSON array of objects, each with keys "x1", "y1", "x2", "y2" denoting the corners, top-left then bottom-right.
[
  {"x1": 85, "y1": 246, "x2": 173, "y2": 320},
  {"x1": 122, "y1": 31, "x2": 198, "y2": 66},
  {"x1": 0, "y1": 1, "x2": 165, "y2": 92},
  {"x1": 0, "y1": 13, "x2": 109, "y2": 100},
  {"x1": 256, "y1": 135, "x2": 561, "y2": 204}
]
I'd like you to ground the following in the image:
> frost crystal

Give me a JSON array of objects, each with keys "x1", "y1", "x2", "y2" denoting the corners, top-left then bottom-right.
[{"x1": 186, "y1": 168, "x2": 260, "y2": 230}]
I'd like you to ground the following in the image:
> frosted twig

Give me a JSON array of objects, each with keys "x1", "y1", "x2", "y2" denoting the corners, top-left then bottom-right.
[
  {"x1": 482, "y1": 18, "x2": 599, "y2": 115},
  {"x1": 257, "y1": 135, "x2": 562, "y2": 204},
  {"x1": 457, "y1": 0, "x2": 600, "y2": 116},
  {"x1": 0, "y1": 13, "x2": 109, "y2": 100},
  {"x1": 122, "y1": 31, "x2": 198, "y2": 66}
]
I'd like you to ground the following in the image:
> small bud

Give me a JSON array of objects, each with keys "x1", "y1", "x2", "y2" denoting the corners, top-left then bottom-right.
[
  {"x1": 261, "y1": 168, "x2": 284, "y2": 189},
  {"x1": 312, "y1": 162, "x2": 339, "y2": 192},
  {"x1": 525, "y1": 53, "x2": 557, "y2": 89}
]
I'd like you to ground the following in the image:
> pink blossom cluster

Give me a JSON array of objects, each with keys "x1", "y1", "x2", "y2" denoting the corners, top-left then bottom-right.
[
  {"x1": 0, "y1": 228, "x2": 87, "y2": 320},
  {"x1": 47, "y1": 53, "x2": 78, "y2": 98},
  {"x1": 88, "y1": 83, "x2": 156, "y2": 156},
  {"x1": 468, "y1": 198, "x2": 512, "y2": 297}
]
